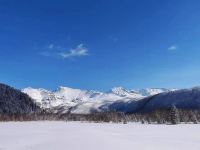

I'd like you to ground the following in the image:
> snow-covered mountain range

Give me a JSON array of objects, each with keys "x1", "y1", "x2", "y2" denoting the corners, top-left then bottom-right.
[
  {"x1": 22, "y1": 86, "x2": 176, "y2": 114},
  {"x1": 1, "y1": 83, "x2": 200, "y2": 115}
]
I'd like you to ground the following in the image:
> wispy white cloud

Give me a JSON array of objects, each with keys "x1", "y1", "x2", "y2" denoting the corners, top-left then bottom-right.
[
  {"x1": 59, "y1": 44, "x2": 89, "y2": 58},
  {"x1": 48, "y1": 44, "x2": 54, "y2": 49},
  {"x1": 40, "y1": 43, "x2": 89, "y2": 59},
  {"x1": 168, "y1": 45, "x2": 177, "y2": 51}
]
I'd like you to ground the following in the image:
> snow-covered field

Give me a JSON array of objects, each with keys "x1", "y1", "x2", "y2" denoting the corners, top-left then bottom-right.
[{"x1": 0, "y1": 122, "x2": 200, "y2": 150}]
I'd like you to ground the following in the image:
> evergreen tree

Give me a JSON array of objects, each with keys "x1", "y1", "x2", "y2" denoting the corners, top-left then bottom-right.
[
  {"x1": 190, "y1": 111, "x2": 198, "y2": 124},
  {"x1": 169, "y1": 105, "x2": 180, "y2": 125}
]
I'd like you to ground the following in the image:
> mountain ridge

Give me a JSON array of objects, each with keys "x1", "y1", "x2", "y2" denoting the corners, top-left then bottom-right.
[
  {"x1": 1, "y1": 83, "x2": 200, "y2": 115},
  {"x1": 22, "y1": 86, "x2": 176, "y2": 113}
]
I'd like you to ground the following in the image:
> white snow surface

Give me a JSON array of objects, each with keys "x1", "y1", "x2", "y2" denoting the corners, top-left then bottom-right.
[
  {"x1": 22, "y1": 86, "x2": 176, "y2": 113},
  {"x1": 0, "y1": 121, "x2": 199, "y2": 150}
]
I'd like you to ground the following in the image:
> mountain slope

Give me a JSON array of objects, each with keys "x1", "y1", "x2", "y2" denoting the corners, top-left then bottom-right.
[
  {"x1": 106, "y1": 87, "x2": 200, "y2": 113},
  {"x1": 0, "y1": 83, "x2": 40, "y2": 114},
  {"x1": 131, "y1": 87, "x2": 200, "y2": 113}
]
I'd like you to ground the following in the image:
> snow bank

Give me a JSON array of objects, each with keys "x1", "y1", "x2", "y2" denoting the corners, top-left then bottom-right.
[{"x1": 0, "y1": 121, "x2": 199, "y2": 150}]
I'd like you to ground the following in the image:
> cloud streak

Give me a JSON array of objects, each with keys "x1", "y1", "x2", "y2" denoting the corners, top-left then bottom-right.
[
  {"x1": 168, "y1": 45, "x2": 177, "y2": 51},
  {"x1": 59, "y1": 44, "x2": 88, "y2": 58},
  {"x1": 40, "y1": 43, "x2": 89, "y2": 59}
]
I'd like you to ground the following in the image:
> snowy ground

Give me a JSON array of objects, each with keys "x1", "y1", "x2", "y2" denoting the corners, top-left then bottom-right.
[{"x1": 0, "y1": 122, "x2": 200, "y2": 150}]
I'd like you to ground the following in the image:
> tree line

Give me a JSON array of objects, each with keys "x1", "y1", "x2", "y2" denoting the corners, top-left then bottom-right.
[{"x1": 0, "y1": 106, "x2": 199, "y2": 124}]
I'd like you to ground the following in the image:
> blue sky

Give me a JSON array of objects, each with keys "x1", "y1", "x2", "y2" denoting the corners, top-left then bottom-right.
[{"x1": 1, "y1": 0, "x2": 200, "y2": 91}]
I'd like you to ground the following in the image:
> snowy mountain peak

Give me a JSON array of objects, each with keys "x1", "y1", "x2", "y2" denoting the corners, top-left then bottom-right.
[
  {"x1": 110, "y1": 87, "x2": 129, "y2": 96},
  {"x1": 57, "y1": 86, "x2": 84, "y2": 92},
  {"x1": 22, "y1": 86, "x2": 176, "y2": 113},
  {"x1": 136, "y1": 88, "x2": 169, "y2": 97},
  {"x1": 22, "y1": 87, "x2": 49, "y2": 103}
]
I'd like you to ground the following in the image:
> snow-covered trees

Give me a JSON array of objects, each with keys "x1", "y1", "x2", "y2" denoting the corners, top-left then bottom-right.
[
  {"x1": 0, "y1": 109, "x2": 200, "y2": 123},
  {"x1": 169, "y1": 105, "x2": 180, "y2": 125}
]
